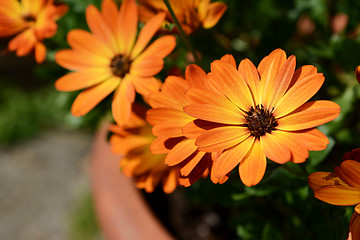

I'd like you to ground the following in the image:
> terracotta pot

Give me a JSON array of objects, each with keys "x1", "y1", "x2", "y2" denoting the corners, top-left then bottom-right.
[{"x1": 89, "y1": 123, "x2": 174, "y2": 240}]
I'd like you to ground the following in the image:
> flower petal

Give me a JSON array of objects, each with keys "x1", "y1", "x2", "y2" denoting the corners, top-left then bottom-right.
[
  {"x1": 148, "y1": 91, "x2": 180, "y2": 109},
  {"x1": 314, "y1": 185, "x2": 360, "y2": 206},
  {"x1": 180, "y1": 151, "x2": 206, "y2": 176},
  {"x1": 267, "y1": 55, "x2": 296, "y2": 109},
  {"x1": 184, "y1": 103, "x2": 244, "y2": 125},
  {"x1": 34, "y1": 42, "x2": 46, "y2": 63},
  {"x1": 213, "y1": 137, "x2": 254, "y2": 179},
  {"x1": 239, "y1": 140, "x2": 267, "y2": 186},
  {"x1": 238, "y1": 58, "x2": 261, "y2": 105},
  {"x1": 335, "y1": 160, "x2": 360, "y2": 189},
  {"x1": 101, "y1": 0, "x2": 118, "y2": 33},
  {"x1": 146, "y1": 108, "x2": 190, "y2": 126},
  {"x1": 130, "y1": 57, "x2": 164, "y2": 77},
  {"x1": 287, "y1": 65, "x2": 318, "y2": 90},
  {"x1": 165, "y1": 139, "x2": 197, "y2": 166},
  {"x1": 258, "y1": 49, "x2": 286, "y2": 107},
  {"x1": 182, "y1": 120, "x2": 217, "y2": 139},
  {"x1": 55, "y1": 49, "x2": 109, "y2": 71},
  {"x1": 274, "y1": 73, "x2": 324, "y2": 118},
  {"x1": 274, "y1": 130, "x2": 309, "y2": 163},
  {"x1": 261, "y1": 131, "x2": 291, "y2": 164},
  {"x1": 220, "y1": 54, "x2": 236, "y2": 68},
  {"x1": 308, "y1": 172, "x2": 343, "y2": 191},
  {"x1": 161, "y1": 76, "x2": 188, "y2": 107},
  {"x1": 202, "y1": 2, "x2": 227, "y2": 29},
  {"x1": 71, "y1": 77, "x2": 119, "y2": 116},
  {"x1": 196, "y1": 126, "x2": 249, "y2": 152},
  {"x1": 294, "y1": 128, "x2": 329, "y2": 151},
  {"x1": 118, "y1": 0, "x2": 137, "y2": 54},
  {"x1": 185, "y1": 64, "x2": 208, "y2": 89},
  {"x1": 185, "y1": 88, "x2": 245, "y2": 124},
  {"x1": 9, "y1": 29, "x2": 36, "y2": 56},
  {"x1": 150, "y1": 137, "x2": 171, "y2": 154},
  {"x1": 277, "y1": 100, "x2": 340, "y2": 131},
  {"x1": 67, "y1": 29, "x2": 114, "y2": 58},
  {"x1": 152, "y1": 121, "x2": 189, "y2": 138},
  {"x1": 162, "y1": 169, "x2": 178, "y2": 194},
  {"x1": 349, "y1": 212, "x2": 360, "y2": 240},
  {"x1": 134, "y1": 35, "x2": 176, "y2": 60},
  {"x1": 85, "y1": 4, "x2": 118, "y2": 52},
  {"x1": 55, "y1": 68, "x2": 112, "y2": 91},
  {"x1": 131, "y1": 12, "x2": 166, "y2": 58},
  {"x1": 210, "y1": 60, "x2": 254, "y2": 111},
  {"x1": 344, "y1": 149, "x2": 360, "y2": 162},
  {"x1": 131, "y1": 76, "x2": 161, "y2": 98},
  {"x1": 112, "y1": 78, "x2": 135, "y2": 126}
]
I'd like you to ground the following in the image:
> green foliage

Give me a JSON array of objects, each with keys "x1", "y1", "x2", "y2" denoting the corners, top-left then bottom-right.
[{"x1": 68, "y1": 192, "x2": 101, "y2": 240}]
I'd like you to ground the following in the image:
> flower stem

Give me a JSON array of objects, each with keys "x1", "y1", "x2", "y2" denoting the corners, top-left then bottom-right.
[{"x1": 162, "y1": 0, "x2": 201, "y2": 65}]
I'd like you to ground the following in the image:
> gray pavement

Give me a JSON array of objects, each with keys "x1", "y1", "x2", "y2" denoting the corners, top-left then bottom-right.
[{"x1": 0, "y1": 129, "x2": 93, "y2": 240}]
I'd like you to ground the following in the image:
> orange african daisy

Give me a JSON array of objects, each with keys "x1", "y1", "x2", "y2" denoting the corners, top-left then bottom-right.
[
  {"x1": 146, "y1": 64, "x2": 227, "y2": 186},
  {"x1": 109, "y1": 104, "x2": 180, "y2": 194},
  {"x1": 308, "y1": 148, "x2": 360, "y2": 240},
  {"x1": 138, "y1": 0, "x2": 227, "y2": 34},
  {"x1": 184, "y1": 49, "x2": 340, "y2": 186},
  {"x1": 55, "y1": 0, "x2": 176, "y2": 126},
  {"x1": 0, "y1": 0, "x2": 67, "y2": 63}
]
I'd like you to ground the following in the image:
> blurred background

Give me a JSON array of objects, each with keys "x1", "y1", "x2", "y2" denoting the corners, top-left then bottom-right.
[{"x1": 1, "y1": 0, "x2": 360, "y2": 239}]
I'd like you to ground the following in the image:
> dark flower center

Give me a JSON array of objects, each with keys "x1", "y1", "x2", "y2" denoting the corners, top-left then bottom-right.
[
  {"x1": 245, "y1": 104, "x2": 278, "y2": 139},
  {"x1": 110, "y1": 55, "x2": 131, "y2": 78},
  {"x1": 23, "y1": 14, "x2": 36, "y2": 22}
]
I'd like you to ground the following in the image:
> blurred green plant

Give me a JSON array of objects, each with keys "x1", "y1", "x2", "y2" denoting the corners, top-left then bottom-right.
[{"x1": 68, "y1": 191, "x2": 101, "y2": 240}]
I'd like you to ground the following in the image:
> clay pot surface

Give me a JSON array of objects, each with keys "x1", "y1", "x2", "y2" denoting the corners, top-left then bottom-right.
[{"x1": 89, "y1": 122, "x2": 174, "y2": 240}]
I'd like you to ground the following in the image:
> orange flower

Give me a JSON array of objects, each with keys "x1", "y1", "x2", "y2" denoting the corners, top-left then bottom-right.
[
  {"x1": 146, "y1": 64, "x2": 227, "y2": 186},
  {"x1": 184, "y1": 49, "x2": 340, "y2": 186},
  {"x1": 349, "y1": 212, "x2": 360, "y2": 240},
  {"x1": 0, "y1": 0, "x2": 67, "y2": 63},
  {"x1": 55, "y1": 0, "x2": 176, "y2": 126},
  {"x1": 356, "y1": 65, "x2": 360, "y2": 84},
  {"x1": 109, "y1": 104, "x2": 180, "y2": 194},
  {"x1": 138, "y1": 0, "x2": 227, "y2": 34},
  {"x1": 308, "y1": 148, "x2": 360, "y2": 240}
]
